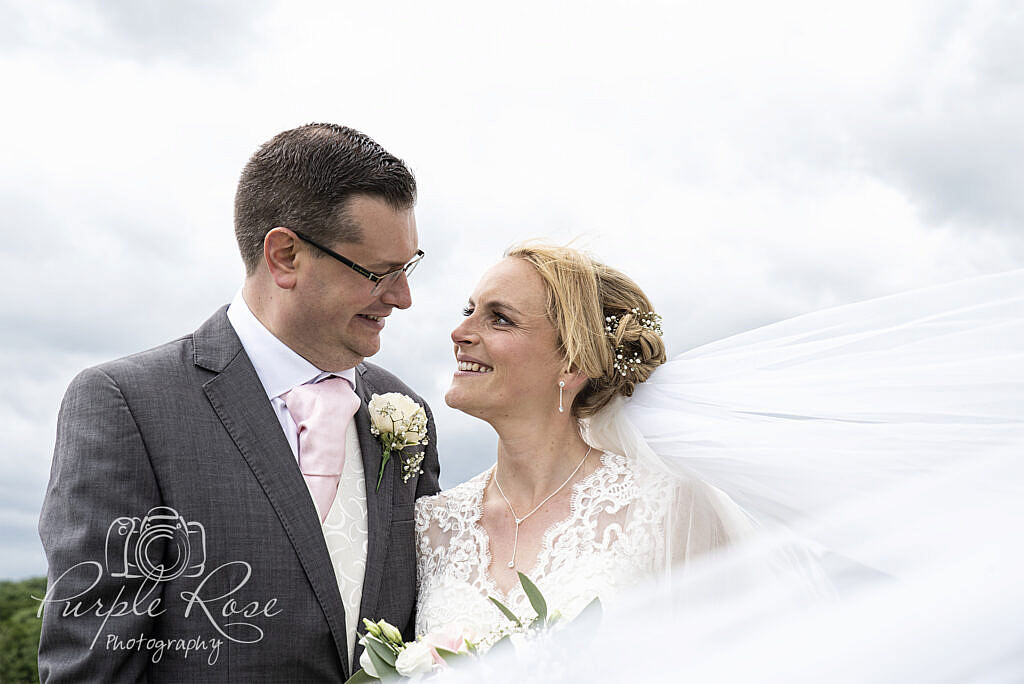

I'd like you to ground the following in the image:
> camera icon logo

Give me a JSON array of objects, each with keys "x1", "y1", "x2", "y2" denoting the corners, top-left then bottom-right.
[{"x1": 105, "y1": 506, "x2": 207, "y2": 582}]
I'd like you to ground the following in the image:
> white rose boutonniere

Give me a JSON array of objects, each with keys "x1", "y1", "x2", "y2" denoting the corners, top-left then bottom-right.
[{"x1": 367, "y1": 392, "x2": 430, "y2": 491}]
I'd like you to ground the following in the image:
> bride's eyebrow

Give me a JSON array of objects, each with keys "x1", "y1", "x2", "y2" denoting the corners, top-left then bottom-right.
[{"x1": 467, "y1": 298, "x2": 523, "y2": 315}]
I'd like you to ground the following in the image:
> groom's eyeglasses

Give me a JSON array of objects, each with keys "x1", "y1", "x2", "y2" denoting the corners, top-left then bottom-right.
[{"x1": 291, "y1": 230, "x2": 425, "y2": 296}]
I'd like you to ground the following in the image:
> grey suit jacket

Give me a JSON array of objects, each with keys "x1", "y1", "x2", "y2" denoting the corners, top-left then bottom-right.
[{"x1": 37, "y1": 307, "x2": 440, "y2": 682}]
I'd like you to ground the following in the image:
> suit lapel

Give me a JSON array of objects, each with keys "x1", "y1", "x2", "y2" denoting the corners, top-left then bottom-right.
[
  {"x1": 194, "y1": 309, "x2": 350, "y2": 675},
  {"x1": 353, "y1": 366, "x2": 394, "y2": 630}
]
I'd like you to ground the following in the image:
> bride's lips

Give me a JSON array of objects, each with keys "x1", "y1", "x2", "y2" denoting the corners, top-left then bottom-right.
[{"x1": 454, "y1": 354, "x2": 493, "y2": 376}]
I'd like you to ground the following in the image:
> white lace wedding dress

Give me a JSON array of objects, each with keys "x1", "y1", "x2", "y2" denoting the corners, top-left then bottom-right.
[{"x1": 415, "y1": 450, "x2": 742, "y2": 648}]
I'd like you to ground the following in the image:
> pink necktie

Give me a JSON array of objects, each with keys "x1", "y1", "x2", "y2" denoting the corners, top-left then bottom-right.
[{"x1": 283, "y1": 376, "x2": 361, "y2": 522}]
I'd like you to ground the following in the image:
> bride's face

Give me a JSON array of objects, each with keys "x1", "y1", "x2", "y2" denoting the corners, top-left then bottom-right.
[{"x1": 446, "y1": 257, "x2": 566, "y2": 421}]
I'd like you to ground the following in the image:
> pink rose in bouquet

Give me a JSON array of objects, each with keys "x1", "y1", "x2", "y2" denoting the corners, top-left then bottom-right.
[{"x1": 421, "y1": 624, "x2": 475, "y2": 669}]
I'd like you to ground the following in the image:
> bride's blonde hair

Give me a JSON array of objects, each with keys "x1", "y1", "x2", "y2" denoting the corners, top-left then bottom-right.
[{"x1": 505, "y1": 241, "x2": 666, "y2": 417}]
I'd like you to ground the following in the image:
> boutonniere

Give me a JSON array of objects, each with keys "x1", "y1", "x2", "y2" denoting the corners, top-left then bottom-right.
[{"x1": 367, "y1": 393, "x2": 430, "y2": 492}]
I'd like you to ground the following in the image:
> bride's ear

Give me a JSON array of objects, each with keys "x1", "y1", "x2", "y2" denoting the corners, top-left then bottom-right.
[{"x1": 560, "y1": 368, "x2": 588, "y2": 393}]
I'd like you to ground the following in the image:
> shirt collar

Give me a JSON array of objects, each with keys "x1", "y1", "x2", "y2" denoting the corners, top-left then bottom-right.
[{"x1": 226, "y1": 289, "x2": 358, "y2": 399}]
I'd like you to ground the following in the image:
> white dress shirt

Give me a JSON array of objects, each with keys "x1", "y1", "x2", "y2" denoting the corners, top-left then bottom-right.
[{"x1": 226, "y1": 290, "x2": 367, "y2": 665}]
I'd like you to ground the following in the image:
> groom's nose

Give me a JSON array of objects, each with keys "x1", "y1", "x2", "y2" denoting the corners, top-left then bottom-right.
[{"x1": 378, "y1": 272, "x2": 413, "y2": 309}]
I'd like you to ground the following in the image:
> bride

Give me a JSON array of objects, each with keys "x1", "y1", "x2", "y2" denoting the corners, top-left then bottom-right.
[
  {"x1": 415, "y1": 242, "x2": 759, "y2": 646},
  {"x1": 415, "y1": 240, "x2": 1024, "y2": 665}
]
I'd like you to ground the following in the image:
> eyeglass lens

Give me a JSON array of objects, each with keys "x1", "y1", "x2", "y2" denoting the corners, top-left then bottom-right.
[{"x1": 369, "y1": 257, "x2": 420, "y2": 295}]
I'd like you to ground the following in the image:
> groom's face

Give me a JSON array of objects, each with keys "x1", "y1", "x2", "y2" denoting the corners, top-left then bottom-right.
[{"x1": 290, "y1": 195, "x2": 418, "y2": 370}]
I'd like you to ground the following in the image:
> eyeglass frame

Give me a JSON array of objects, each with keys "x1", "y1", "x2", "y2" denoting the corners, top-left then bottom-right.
[{"x1": 290, "y1": 229, "x2": 425, "y2": 295}]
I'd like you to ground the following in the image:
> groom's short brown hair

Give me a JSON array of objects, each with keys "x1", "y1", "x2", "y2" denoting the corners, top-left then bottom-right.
[{"x1": 234, "y1": 123, "x2": 417, "y2": 275}]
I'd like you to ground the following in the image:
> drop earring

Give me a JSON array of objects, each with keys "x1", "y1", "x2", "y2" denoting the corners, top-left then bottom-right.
[{"x1": 558, "y1": 380, "x2": 566, "y2": 413}]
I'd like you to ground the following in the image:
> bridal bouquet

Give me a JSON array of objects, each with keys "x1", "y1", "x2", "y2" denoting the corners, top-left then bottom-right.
[
  {"x1": 346, "y1": 573, "x2": 600, "y2": 682},
  {"x1": 347, "y1": 619, "x2": 474, "y2": 683}
]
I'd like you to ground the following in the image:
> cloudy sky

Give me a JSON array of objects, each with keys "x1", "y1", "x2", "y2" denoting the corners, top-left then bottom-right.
[{"x1": 2, "y1": 0, "x2": 1021, "y2": 580}]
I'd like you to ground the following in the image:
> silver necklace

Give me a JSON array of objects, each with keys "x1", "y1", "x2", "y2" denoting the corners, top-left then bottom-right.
[{"x1": 493, "y1": 446, "x2": 592, "y2": 569}]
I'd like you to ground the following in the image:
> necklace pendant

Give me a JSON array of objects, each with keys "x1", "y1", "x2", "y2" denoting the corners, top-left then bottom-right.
[
  {"x1": 507, "y1": 561, "x2": 515, "y2": 568},
  {"x1": 514, "y1": 518, "x2": 522, "y2": 525}
]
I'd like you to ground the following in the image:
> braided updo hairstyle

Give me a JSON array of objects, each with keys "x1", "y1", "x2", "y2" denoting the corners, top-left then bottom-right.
[{"x1": 505, "y1": 241, "x2": 667, "y2": 417}]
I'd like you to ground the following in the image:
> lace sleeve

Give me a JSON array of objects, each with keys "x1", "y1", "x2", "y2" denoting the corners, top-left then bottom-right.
[{"x1": 415, "y1": 494, "x2": 447, "y2": 594}]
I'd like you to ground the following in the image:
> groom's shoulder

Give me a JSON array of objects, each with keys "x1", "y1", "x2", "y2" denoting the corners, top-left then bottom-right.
[
  {"x1": 79, "y1": 307, "x2": 234, "y2": 387},
  {"x1": 356, "y1": 360, "x2": 426, "y2": 402}
]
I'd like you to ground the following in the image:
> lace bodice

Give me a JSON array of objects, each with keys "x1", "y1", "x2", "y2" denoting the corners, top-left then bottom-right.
[{"x1": 415, "y1": 451, "x2": 677, "y2": 648}]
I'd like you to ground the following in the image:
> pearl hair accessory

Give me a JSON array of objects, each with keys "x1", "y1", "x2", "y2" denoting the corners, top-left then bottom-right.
[{"x1": 604, "y1": 309, "x2": 664, "y2": 376}]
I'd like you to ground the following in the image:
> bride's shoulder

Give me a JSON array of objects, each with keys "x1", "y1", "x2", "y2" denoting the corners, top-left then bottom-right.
[
  {"x1": 585, "y1": 449, "x2": 668, "y2": 497},
  {"x1": 414, "y1": 466, "x2": 493, "y2": 519}
]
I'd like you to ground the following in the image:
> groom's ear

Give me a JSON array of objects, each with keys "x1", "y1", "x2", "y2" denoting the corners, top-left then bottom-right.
[{"x1": 264, "y1": 228, "x2": 301, "y2": 290}]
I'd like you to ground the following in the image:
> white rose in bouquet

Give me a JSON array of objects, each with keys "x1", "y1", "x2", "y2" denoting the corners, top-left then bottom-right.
[{"x1": 394, "y1": 639, "x2": 435, "y2": 677}]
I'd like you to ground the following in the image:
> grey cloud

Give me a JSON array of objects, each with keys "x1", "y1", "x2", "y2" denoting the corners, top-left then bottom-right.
[
  {"x1": 0, "y1": 528, "x2": 45, "y2": 581},
  {"x1": 0, "y1": 188, "x2": 239, "y2": 358},
  {"x1": 856, "y1": 4, "x2": 1024, "y2": 234},
  {"x1": 82, "y1": 0, "x2": 272, "y2": 65},
  {"x1": 2, "y1": 272, "x2": 237, "y2": 360},
  {"x1": 860, "y1": 97, "x2": 1024, "y2": 234},
  {"x1": 1, "y1": 419, "x2": 57, "y2": 579},
  {"x1": 2, "y1": 0, "x2": 272, "y2": 66},
  {"x1": 0, "y1": 2, "x2": 29, "y2": 51}
]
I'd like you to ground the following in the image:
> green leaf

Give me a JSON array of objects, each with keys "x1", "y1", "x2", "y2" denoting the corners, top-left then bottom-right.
[
  {"x1": 488, "y1": 596, "x2": 523, "y2": 627},
  {"x1": 365, "y1": 635, "x2": 397, "y2": 667},
  {"x1": 364, "y1": 645, "x2": 395, "y2": 682},
  {"x1": 343, "y1": 668, "x2": 379, "y2": 684},
  {"x1": 433, "y1": 647, "x2": 473, "y2": 668},
  {"x1": 517, "y1": 572, "x2": 547, "y2": 623},
  {"x1": 376, "y1": 447, "x2": 392, "y2": 492}
]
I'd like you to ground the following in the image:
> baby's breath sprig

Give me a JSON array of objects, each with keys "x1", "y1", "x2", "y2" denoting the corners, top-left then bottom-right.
[{"x1": 604, "y1": 308, "x2": 664, "y2": 376}]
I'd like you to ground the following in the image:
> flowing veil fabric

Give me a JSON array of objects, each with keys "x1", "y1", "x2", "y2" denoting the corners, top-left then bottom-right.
[
  {"x1": 446, "y1": 268, "x2": 1024, "y2": 682},
  {"x1": 594, "y1": 267, "x2": 1024, "y2": 577}
]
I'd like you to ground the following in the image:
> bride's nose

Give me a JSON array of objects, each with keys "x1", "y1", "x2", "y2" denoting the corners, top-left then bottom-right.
[{"x1": 451, "y1": 316, "x2": 477, "y2": 345}]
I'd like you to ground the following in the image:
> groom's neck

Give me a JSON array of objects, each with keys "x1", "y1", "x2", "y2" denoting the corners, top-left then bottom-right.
[{"x1": 241, "y1": 280, "x2": 365, "y2": 372}]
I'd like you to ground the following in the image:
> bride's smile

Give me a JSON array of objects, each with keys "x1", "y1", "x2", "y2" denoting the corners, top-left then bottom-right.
[{"x1": 455, "y1": 356, "x2": 493, "y2": 373}]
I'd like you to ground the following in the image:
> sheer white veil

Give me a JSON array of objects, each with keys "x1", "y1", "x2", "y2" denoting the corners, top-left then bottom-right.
[
  {"x1": 448, "y1": 268, "x2": 1024, "y2": 682},
  {"x1": 590, "y1": 267, "x2": 1023, "y2": 578}
]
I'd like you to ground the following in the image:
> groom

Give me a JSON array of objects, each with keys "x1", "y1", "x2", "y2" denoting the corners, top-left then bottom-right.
[{"x1": 38, "y1": 124, "x2": 440, "y2": 682}]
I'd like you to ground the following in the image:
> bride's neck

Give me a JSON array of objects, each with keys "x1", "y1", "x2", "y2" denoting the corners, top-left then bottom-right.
[{"x1": 492, "y1": 419, "x2": 592, "y2": 509}]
